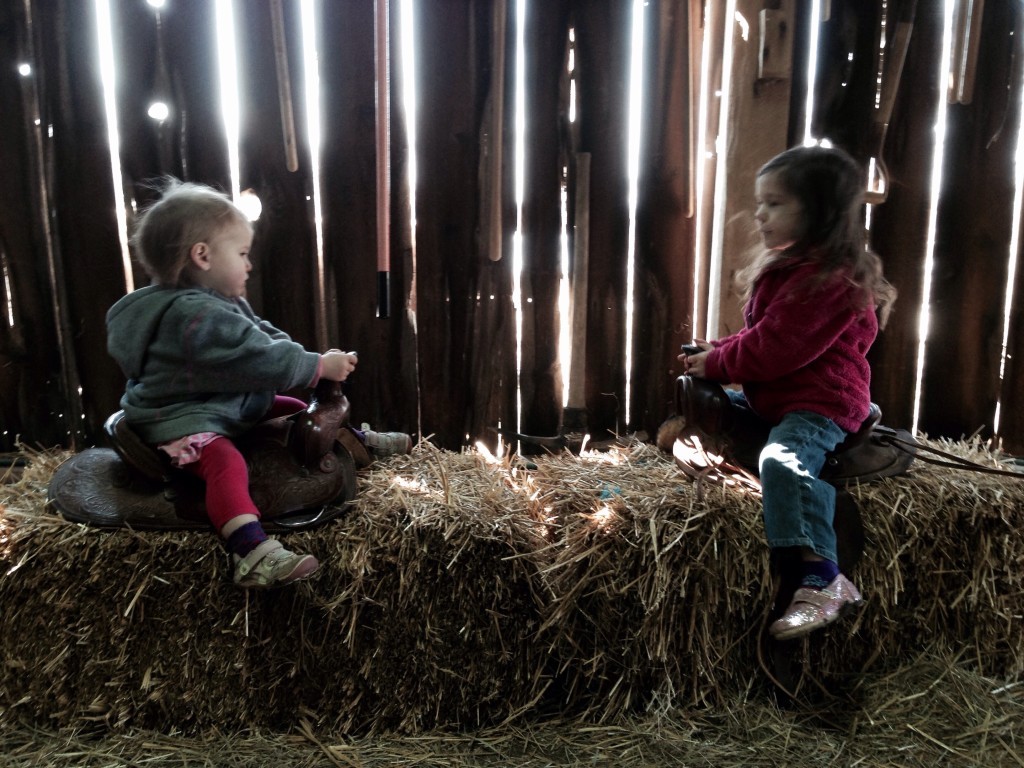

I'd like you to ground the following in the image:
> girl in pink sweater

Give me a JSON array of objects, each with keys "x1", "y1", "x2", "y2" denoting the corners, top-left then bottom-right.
[{"x1": 681, "y1": 146, "x2": 896, "y2": 640}]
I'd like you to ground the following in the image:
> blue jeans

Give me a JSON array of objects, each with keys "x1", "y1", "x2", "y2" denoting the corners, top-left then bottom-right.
[{"x1": 726, "y1": 390, "x2": 847, "y2": 563}]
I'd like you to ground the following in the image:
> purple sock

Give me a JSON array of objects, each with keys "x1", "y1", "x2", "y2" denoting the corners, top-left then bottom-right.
[
  {"x1": 800, "y1": 558, "x2": 840, "y2": 589},
  {"x1": 225, "y1": 521, "x2": 268, "y2": 557}
]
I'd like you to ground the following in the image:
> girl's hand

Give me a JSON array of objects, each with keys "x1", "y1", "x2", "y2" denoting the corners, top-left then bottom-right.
[
  {"x1": 321, "y1": 350, "x2": 358, "y2": 382},
  {"x1": 676, "y1": 340, "x2": 712, "y2": 378}
]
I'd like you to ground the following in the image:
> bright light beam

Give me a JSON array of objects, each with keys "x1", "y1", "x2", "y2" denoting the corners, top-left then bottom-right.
[
  {"x1": 94, "y1": 0, "x2": 133, "y2": 293},
  {"x1": 623, "y1": 0, "x2": 646, "y2": 427},
  {"x1": 300, "y1": 0, "x2": 328, "y2": 349},
  {"x1": 215, "y1": 0, "x2": 242, "y2": 202},
  {"x1": 692, "y1": 1, "x2": 715, "y2": 341},
  {"x1": 512, "y1": 0, "x2": 526, "y2": 436},
  {"x1": 802, "y1": 0, "x2": 822, "y2": 144},
  {"x1": 706, "y1": 0, "x2": 738, "y2": 338},
  {"x1": 912, "y1": 1, "x2": 956, "y2": 434}
]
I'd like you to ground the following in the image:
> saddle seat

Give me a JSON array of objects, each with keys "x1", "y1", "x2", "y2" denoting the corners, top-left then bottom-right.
[
  {"x1": 48, "y1": 380, "x2": 359, "y2": 532},
  {"x1": 674, "y1": 375, "x2": 908, "y2": 484}
]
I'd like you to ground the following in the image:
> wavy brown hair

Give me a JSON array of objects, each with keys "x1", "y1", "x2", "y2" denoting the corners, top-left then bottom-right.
[{"x1": 736, "y1": 145, "x2": 897, "y2": 327}]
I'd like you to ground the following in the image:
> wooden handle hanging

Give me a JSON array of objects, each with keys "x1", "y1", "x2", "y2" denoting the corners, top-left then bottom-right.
[
  {"x1": 375, "y1": 0, "x2": 391, "y2": 318},
  {"x1": 270, "y1": 0, "x2": 299, "y2": 172}
]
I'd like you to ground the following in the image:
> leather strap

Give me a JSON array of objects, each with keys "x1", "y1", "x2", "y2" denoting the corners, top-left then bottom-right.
[{"x1": 875, "y1": 428, "x2": 1024, "y2": 479}]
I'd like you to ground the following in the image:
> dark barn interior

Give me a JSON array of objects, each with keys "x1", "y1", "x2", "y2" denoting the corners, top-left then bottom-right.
[
  {"x1": 2, "y1": 1, "x2": 1024, "y2": 765},
  {"x1": 1, "y1": 0, "x2": 1022, "y2": 457}
]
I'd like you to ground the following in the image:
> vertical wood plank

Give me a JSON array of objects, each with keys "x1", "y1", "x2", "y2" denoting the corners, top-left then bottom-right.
[
  {"x1": 466, "y1": 1, "x2": 516, "y2": 449},
  {"x1": 519, "y1": 0, "x2": 572, "y2": 440},
  {"x1": 318, "y1": 0, "x2": 380, "y2": 421},
  {"x1": 318, "y1": 0, "x2": 417, "y2": 433},
  {"x1": 0, "y1": 0, "x2": 67, "y2": 450},
  {"x1": 112, "y1": 0, "x2": 173, "y2": 241},
  {"x1": 713, "y1": 0, "x2": 794, "y2": 340},
  {"x1": 235, "y1": 0, "x2": 318, "y2": 354},
  {"x1": 156, "y1": 0, "x2": 231, "y2": 190},
  {"x1": 632, "y1": 0, "x2": 696, "y2": 435},
  {"x1": 412, "y1": 0, "x2": 493, "y2": 447},
  {"x1": 919, "y1": 1, "x2": 1021, "y2": 441},
  {"x1": 38, "y1": 0, "x2": 126, "y2": 444},
  {"x1": 573, "y1": 0, "x2": 633, "y2": 436},
  {"x1": 808, "y1": 0, "x2": 880, "y2": 159},
  {"x1": 863, "y1": 3, "x2": 943, "y2": 430},
  {"x1": 999, "y1": 5, "x2": 1024, "y2": 454}
]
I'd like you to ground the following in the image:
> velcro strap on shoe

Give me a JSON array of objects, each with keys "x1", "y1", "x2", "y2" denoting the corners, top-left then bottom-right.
[
  {"x1": 235, "y1": 539, "x2": 282, "y2": 578},
  {"x1": 789, "y1": 587, "x2": 832, "y2": 607}
]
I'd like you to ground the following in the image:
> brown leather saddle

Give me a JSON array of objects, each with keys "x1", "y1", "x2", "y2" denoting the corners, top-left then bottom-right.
[
  {"x1": 48, "y1": 380, "x2": 360, "y2": 532},
  {"x1": 674, "y1": 375, "x2": 916, "y2": 486}
]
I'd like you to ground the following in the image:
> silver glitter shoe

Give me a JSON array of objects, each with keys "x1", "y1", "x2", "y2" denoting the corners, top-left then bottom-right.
[{"x1": 769, "y1": 573, "x2": 863, "y2": 641}]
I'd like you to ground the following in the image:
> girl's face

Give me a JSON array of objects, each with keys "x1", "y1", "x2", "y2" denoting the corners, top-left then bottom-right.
[
  {"x1": 191, "y1": 217, "x2": 253, "y2": 298},
  {"x1": 754, "y1": 171, "x2": 807, "y2": 252}
]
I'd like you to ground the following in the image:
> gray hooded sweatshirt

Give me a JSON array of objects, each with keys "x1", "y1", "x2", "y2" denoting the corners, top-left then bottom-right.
[{"x1": 106, "y1": 285, "x2": 320, "y2": 444}]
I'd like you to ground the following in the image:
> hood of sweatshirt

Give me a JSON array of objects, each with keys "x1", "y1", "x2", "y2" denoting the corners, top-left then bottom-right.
[{"x1": 106, "y1": 285, "x2": 193, "y2": 379}]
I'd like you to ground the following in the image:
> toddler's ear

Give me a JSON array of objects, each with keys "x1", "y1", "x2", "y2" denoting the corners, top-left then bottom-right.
[{"x1": 189, "y1": 242, "x2": 211, "y2": 270}]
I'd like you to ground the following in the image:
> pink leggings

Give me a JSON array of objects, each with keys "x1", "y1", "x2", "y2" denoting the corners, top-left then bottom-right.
[{"x1": 185, "y1": 395, "x2": 307, "y2": 532}]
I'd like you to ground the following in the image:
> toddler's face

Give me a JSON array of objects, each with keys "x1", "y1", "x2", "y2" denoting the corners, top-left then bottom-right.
[
  {"x1": 754, "y1": 171, "x2": 806, "y2": 252},
  {"x1": 195, "y1": 218, "x2": 253, "y2": 298}
]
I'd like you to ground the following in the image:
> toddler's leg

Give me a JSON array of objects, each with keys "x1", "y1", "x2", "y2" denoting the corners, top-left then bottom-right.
[{"x1": 187, "y1": 437, "x2": 318, "y2": 588}]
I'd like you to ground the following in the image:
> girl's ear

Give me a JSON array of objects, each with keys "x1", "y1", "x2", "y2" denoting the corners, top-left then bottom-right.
[{"x1": 189, "y1": 242, "x2": 211, "y2": 271}]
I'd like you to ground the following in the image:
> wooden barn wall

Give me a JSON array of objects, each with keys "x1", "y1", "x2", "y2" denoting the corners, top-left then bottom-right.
[{"x1": 1, "y1": 0, "x2": 1023, "y2": 456}]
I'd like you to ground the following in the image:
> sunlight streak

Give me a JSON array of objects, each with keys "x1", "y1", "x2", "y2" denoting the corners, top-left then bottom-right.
[
  {"x1": 624, "y1": 0, "x2": 646, "y2": 428},
  {"x1": 912, "y1": 1, "x2": 956, "y2": 434},
  {"x1": 300, "y1": 0, "x2": 328, "y2": 348},
  {"x1": 95, "y1": 0, "x2": 133, "y2": 293}
]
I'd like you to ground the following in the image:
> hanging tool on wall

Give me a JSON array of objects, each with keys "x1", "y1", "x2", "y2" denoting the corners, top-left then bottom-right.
[
  {"x1": 865, "y1": 0, "x2": 916, "y2": 204},
  {"x1": 270, "y1": 0, "x2": 299, "y2": 172},
  {"x1": 375, "y1": 0, "x2": 392, "y2": 318},
  {"x1": 483, "y1": 0, "x2": 508, "y2": 263},
  {"x1": 949, "y1": 0, "x2": 985, "y2": 105}
]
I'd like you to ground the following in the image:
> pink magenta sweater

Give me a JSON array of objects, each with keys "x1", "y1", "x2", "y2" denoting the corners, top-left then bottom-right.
[{"x1": 703, "y1": 259, "x2": 878, "y2": 433}]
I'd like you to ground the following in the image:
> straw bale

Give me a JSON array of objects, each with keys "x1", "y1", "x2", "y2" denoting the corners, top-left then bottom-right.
[
  {"x1": 1, "y1": 437, "x2": 1023, "y2": 738},
  {"x1": 1, "y1": 649, "x2": 1022, "y2": 766}
]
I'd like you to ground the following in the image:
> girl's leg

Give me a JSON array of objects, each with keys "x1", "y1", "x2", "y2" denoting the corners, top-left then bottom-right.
[
  {"x1": 759, "y1": 412, "x2": 863, "y2": 639},
  {"x1": 758, "y1": 411, "x2": 846, "y2": 562}
]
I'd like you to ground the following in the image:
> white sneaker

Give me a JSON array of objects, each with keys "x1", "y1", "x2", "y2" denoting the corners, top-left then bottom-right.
[
  {"x1": 232, "y1": 539, "x2": 319, "y2": 588},
  {"x1": 360, "y1": 424, "x2": 412, "y2": 457}
]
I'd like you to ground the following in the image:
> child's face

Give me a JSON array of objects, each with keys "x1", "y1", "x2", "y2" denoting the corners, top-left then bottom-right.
[
  {"x1": 754, "y1": 171, "x2": 807, "y2": 251},
  {"x1": 192, "y1": 217, "x2": 253, "y2": 298}
]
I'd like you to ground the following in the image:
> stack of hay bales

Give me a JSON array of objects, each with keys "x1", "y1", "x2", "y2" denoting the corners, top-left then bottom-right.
[{"x1": 0, "y1": 438, "x2": 1021, "y2": 734}]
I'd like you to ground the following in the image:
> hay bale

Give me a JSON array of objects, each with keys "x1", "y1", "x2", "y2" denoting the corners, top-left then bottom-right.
[
  {"x1": 1, "y1": 438, "x2": 1022, "y2": 735},
  {"x1": 1, "y1": 648, "x2": 1023, "y2": 766}
]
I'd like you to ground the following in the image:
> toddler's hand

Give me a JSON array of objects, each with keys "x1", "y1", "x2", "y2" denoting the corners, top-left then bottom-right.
[{"x1": 321, "y1": 350, "x2": 358, "y2": 382}]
